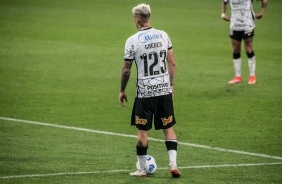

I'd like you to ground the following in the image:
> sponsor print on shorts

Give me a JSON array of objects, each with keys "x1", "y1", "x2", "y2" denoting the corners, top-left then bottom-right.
[
  {"x1": 161, "y1": 115, "x2": 173, "y2": 126},
  {"x1": 135, "y1": 116, "x2": 147, "y2": 125}
]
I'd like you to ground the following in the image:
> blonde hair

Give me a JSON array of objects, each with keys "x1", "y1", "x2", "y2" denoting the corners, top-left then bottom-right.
[{"x1": 132, "y1": 3, "x2": 151, "y2": 26}]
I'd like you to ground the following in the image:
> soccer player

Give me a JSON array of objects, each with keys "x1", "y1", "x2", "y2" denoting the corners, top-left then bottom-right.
[
  {"x1": 119, "y1": 3, "x2": 181, "y2": 178},
  {"x1": 221, "y1": 0, "x2": 267, "y2": 84}
]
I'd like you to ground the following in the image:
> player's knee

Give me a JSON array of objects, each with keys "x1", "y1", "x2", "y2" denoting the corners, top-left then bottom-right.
[
  {"x1": 163, "y1": 127, "x2": 177, "y2": 140},
  {"x1": 244, "y1": 44, "x2": 253, "y2": 53},
  {"x1": 232, "y1": 47, "x2": 241, "y2": 53},
  {"x1": 138, "y1": 130, "x2": 149, "y2": 141},
  {"x1": 245, "y1": 47, "x2": 253, "y2": 54}
]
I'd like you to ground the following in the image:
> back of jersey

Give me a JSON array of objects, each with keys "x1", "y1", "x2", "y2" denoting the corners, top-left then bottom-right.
[{"x1": 124, "y1": 28, "x2": 173, "y2": 98}]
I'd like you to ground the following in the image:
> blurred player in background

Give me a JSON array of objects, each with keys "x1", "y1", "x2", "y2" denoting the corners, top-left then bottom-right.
[
  {"x1": 221, "y1": 0, "x2": 267, "y2": 84},
  {"x1": 119, "y1": 3, "x2": 181, "y2": 178}
]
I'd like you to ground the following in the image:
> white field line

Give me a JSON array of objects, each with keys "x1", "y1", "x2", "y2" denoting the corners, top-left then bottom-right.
[
  {"x1": 0, "y1": 116, "x2": 282, "y2": 161},
  {"x1": 1, "y1": 162, "x2": 281, "y2": 179}
]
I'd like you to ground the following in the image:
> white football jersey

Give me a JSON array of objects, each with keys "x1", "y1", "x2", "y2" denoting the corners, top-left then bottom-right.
[
  {"x1": 224, "y1": 0, "x2": 256, "y2": 31},
  {"x1": 124, "y1": 28, "x2": 173, "y2": 98}
]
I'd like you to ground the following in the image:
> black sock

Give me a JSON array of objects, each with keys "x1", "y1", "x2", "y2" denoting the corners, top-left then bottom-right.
[{"x1": 165, "y1": 140, "x2": 177, "y2": 151}]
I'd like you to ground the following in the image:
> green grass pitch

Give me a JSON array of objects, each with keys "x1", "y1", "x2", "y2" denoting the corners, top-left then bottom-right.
[{"x1": 0, "y1": 0, "x2": 281, "y2": 183}]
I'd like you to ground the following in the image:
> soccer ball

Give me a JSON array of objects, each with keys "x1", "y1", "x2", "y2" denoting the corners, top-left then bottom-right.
[{"x1": 136, "y1": 155, "x2": 157, "y2": 174}]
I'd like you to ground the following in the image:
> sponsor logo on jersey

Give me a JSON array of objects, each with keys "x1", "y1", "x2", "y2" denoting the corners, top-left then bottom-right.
[
  {"x1": 146, "y1": 83, "x2": 170, "y2": 95},
  {"x1": 135, "y1": 116, "x2": 147, "y2": 125},
  {"x1": 147, "y1": 83, "x2": 168, "y2": 91},
  {"x1": 234, "y1": 23, "x2": 246, "y2": 27},
  {"x1": 138, "y1": 33, "x2": 162, "y2": 43},
  {"x1": 162, "y1": 115, "x2": 173, "y2": 126}
]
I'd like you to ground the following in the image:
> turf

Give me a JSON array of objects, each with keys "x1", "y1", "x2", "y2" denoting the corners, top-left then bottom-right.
[{"x1": 0, "y1": 0, "x2": 281, "y2": 183}]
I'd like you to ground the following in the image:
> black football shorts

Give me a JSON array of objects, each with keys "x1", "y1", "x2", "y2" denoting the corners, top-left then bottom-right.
[
  {"x1": 131, "y1": 93, "x2": 176, "y2": 130},
  {"x1": 230, "y1": 29, "x2": 254, "y2": 41}
]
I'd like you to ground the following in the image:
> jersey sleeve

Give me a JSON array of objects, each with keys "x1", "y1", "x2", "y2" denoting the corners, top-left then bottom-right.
[
  {"x1": 162, "y1": 31, "x2": 173, "y2": 50},
  {"x1": 223, "y1": 0, "x2": 229, "y2": 3},
  {"x1": 124, "y1": 37, "x2": 135, "y2": 61},
  {"x1": 167, "y1": 35, "x2": 173, "y2": 50}
]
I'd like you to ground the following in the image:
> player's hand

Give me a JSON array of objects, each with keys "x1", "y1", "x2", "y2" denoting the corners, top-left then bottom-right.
[
  {"x1": 255, "y1": 13, "x2": 264, "y2": 19},
  {"x1": 222, "y1": 16, "x2": 231, "y2": 21},
  {"x1": 221, "y1": 13, "x2": 230, "y2": 21},
  {"x1": 119, "y1": 91, "x2": 128, "y2": 107}
]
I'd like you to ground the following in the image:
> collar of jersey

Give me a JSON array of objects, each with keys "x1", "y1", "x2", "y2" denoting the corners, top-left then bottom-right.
[{"x1": 139, "y1": 27, "x2": 152, "y2": 31}]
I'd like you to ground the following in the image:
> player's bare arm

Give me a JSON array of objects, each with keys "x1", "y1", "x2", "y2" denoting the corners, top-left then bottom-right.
[
  {"x1": 119, "y1": 60, "x2": 133, "y2": 107},
  {"x1": 221, "y1": 1, "x2": 230, "y2": 21},
  {"x1": 256, "y1": 0, "x2": 267, "y2": 19},
  {"x1": 167, "y1": 49, "x2": 176, "y2": 98}
]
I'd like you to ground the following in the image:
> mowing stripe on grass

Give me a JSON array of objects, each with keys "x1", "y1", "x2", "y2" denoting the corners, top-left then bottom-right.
[
  {"x1": 1, "y1": 116, "x2": 282, "y2": 161},
  {"x1": 1, "y1": 162, "x2": 281, "y2": 179}
]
